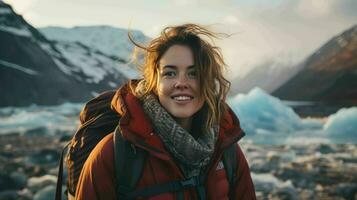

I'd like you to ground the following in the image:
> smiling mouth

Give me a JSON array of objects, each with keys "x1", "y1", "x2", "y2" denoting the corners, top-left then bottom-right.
[{"x1": 171, "y1": 96, "x2": 194, "y2": 101}]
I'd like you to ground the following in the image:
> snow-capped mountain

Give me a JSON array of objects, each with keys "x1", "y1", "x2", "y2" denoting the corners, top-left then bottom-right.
[
  {"x1": 39, "y1": 25, "x2": 147, "y2": 61},
  {"x1": 39, "y1": 26, "x2": 150, "y2": 79},
  {"x1": 273, "y1": 25, "x2": 357, "y2": 103},
  {"x1": 0, "y1": 1, "x2": 148, "y2": 107}
]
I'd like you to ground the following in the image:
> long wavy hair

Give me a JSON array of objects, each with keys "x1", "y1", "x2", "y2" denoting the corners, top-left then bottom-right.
[{"x1": 129, "y1": 24, "x2": 231, "y2": 132}]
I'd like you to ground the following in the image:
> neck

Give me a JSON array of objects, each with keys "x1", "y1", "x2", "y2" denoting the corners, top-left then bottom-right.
[{"x1": 174, "y1": 117, "x2": 192, "y2": 132}]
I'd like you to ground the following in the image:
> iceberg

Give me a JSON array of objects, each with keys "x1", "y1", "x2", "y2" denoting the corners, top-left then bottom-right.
[
  {"x1": 228, "y1": 87, "x2": 302, "y2": 135},
  {"x1": 323, "y1": 107, "x2": 357, "y2": 142}
]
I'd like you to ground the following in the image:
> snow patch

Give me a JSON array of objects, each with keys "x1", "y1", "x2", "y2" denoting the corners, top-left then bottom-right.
[
  {"x1": 336, "y1": 36, "x2": 348, "y2": 48},
  {"x1": 0, "y1": 25, "x2": 32, "y2": 37},
  {"x1": 91, "y1": 91, "x2": 99, "y2": 97},
  {"x1": 108, "y1": 81, "x2": 117, "y2": 88},
  {"x1": 116, "y1": 62, "x2": 140, "y2": 79},
  {"x1": 39, "y1": 43, "x2": 61, "y2": 57},
  {"x1": 52, "y1": 58, "x2": 73, "y2": 76},
  {"x1": 0, "y1": 7, "x2": 12, "y2": 14},
  {"x1": 0, "y1": 59, "x2": 39, "y2": 75}
]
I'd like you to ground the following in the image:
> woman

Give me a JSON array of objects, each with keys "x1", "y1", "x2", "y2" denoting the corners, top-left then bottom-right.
[{"x1": 75, "y1": 24, "x2": 256, "y2": 199}]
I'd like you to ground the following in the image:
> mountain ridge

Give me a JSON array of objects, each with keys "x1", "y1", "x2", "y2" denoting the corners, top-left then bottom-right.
[
  {"x1": 273, "y1": 24, "x2": 357, "y2": 103},
  {"x1": 0, "y1": 2, "x2": 147, "y2": 107}
]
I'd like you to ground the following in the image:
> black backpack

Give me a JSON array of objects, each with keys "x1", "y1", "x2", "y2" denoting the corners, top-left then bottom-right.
[{"x1": 55, "y1": 91, "x2": 238, "y2": 200}]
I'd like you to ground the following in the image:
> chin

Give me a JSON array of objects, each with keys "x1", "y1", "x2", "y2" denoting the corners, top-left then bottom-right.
[{"x1": 170, "y1": 110, "x2": 196, "y2": 119}]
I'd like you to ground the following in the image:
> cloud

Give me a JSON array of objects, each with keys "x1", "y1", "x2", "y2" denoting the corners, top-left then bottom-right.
[
  {"x1": 173, "y1": 0, "x2": 193, "y2": 6},
  {"x1": 214, "y1": 0, "x2": 357, "y2": 77},
  {"x1": 296, "y1": 0, "x2": 334, "y2": 18},
  {"x1": 223, "y1": 15, "x2": 239, "y2": 24},
  {"x1": 334, "y1": 0, "x2": 357, "y2": 19},
  {"x1": 173, "y1": 0, "x2": 235, "y2": 7},
  {"x1": 3, "y1": 0, "x2": 38, "y2": 13},
  {"x1": 295, "y1": 0, "x2": 357, "y2": 20}
]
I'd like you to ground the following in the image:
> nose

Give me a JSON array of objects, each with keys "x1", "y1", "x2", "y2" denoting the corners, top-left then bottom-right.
[{"x1": 174, "y1": 75, "x2": 189, "y2": 90}]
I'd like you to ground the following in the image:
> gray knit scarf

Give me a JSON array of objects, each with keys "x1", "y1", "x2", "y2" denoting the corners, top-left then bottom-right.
[{"x1": 141, "y1": 93, "x2": 218, "y2": 178}]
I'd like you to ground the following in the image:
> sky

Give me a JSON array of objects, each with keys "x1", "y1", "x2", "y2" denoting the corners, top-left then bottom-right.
[{"x1": 3, "y1": 0, "x2": 357, "y2": 78}]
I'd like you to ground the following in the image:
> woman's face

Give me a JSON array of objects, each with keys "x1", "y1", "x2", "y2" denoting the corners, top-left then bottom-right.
[{"x1": 156, "y1": 45, "x2": 204, "y2": 120}]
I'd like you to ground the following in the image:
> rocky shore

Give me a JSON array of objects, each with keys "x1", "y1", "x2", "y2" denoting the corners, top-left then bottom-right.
[
  {"x1": 0, "y1": 133, "x2": 69, "y2": 200},
  {"x1": 241, "y1": 142, "x2": 357, "y2": 200},
  {"x1": 0, "y1": 133, "x2": 356, "y2": 200}
]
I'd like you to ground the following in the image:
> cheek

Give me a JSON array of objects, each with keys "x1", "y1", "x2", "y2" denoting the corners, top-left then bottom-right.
[
  {"x1": 156, "y1": 85, "x2": 170, "y2": 106},
  {"x1": 192, "y1": 80, "x2": 201, "y2": 95},
  {"x1": 197, "y1": 98, "x2": 205, "y2": 109},
  {"x1": 157, "y1": 79, "x2": 172, "y2": 96},
  {"x1": 156, "y1": 84, "x2": 164, "y2": 97}
]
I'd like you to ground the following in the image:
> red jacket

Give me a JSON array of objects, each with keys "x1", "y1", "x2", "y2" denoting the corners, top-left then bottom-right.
[{"x1": 75, "y1": 85, "x2": 256, "y2": 200}]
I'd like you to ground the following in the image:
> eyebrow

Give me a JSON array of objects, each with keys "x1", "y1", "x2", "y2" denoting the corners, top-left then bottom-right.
[{"x1": 161, "y1": 65, "x2": 196, "y2": 70}]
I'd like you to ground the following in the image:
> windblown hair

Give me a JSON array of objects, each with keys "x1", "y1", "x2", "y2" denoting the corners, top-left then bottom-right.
[{"x1": 129, "y1": 24, "x2": 231, "y2": 131}]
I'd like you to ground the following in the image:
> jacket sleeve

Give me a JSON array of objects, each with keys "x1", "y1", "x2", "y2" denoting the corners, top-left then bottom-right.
[
  {"x1": 75, "y1": 133, "x2": 117, "y2": 200},
  {"x1": 233, "y1": 144, "x2": 256, "y2": 200}
]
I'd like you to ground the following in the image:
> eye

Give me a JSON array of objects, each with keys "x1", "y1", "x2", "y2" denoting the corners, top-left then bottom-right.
[
  {"x1": 188, "y1": 70, "x2": 197, "y2": 79},
  {"x1": 162, "y1": 71, "x2": 176, "y2": 78}
]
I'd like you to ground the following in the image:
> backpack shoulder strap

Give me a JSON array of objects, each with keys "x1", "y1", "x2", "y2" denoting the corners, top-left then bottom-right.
[
  {"x1": 222, "y1": 143, "x2": 238, "y2": 199},
  {"x1": 55, "y1": 142, "x2": 71, "y2": 200},
  {"x1": 113, "y1": 125, "x2": 147, "y2": 200}
]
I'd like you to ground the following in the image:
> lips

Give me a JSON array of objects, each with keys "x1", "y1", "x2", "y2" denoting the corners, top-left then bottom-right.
[{"x1": 171, "y1": 94, "x2": 194, "y2": 101}]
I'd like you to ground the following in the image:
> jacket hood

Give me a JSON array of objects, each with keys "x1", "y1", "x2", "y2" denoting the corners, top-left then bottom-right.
[{"x1": 110, "y1": 80, "x2": 245, "y2": 158}]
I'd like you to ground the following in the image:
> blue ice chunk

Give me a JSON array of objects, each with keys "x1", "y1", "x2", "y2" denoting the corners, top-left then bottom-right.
[
  {"x1": 324, "y1": 107, "x2": 357, "y2": 137},
  {"x1": 228, "y1": 87, "x2": 302, "y2": 135}
]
